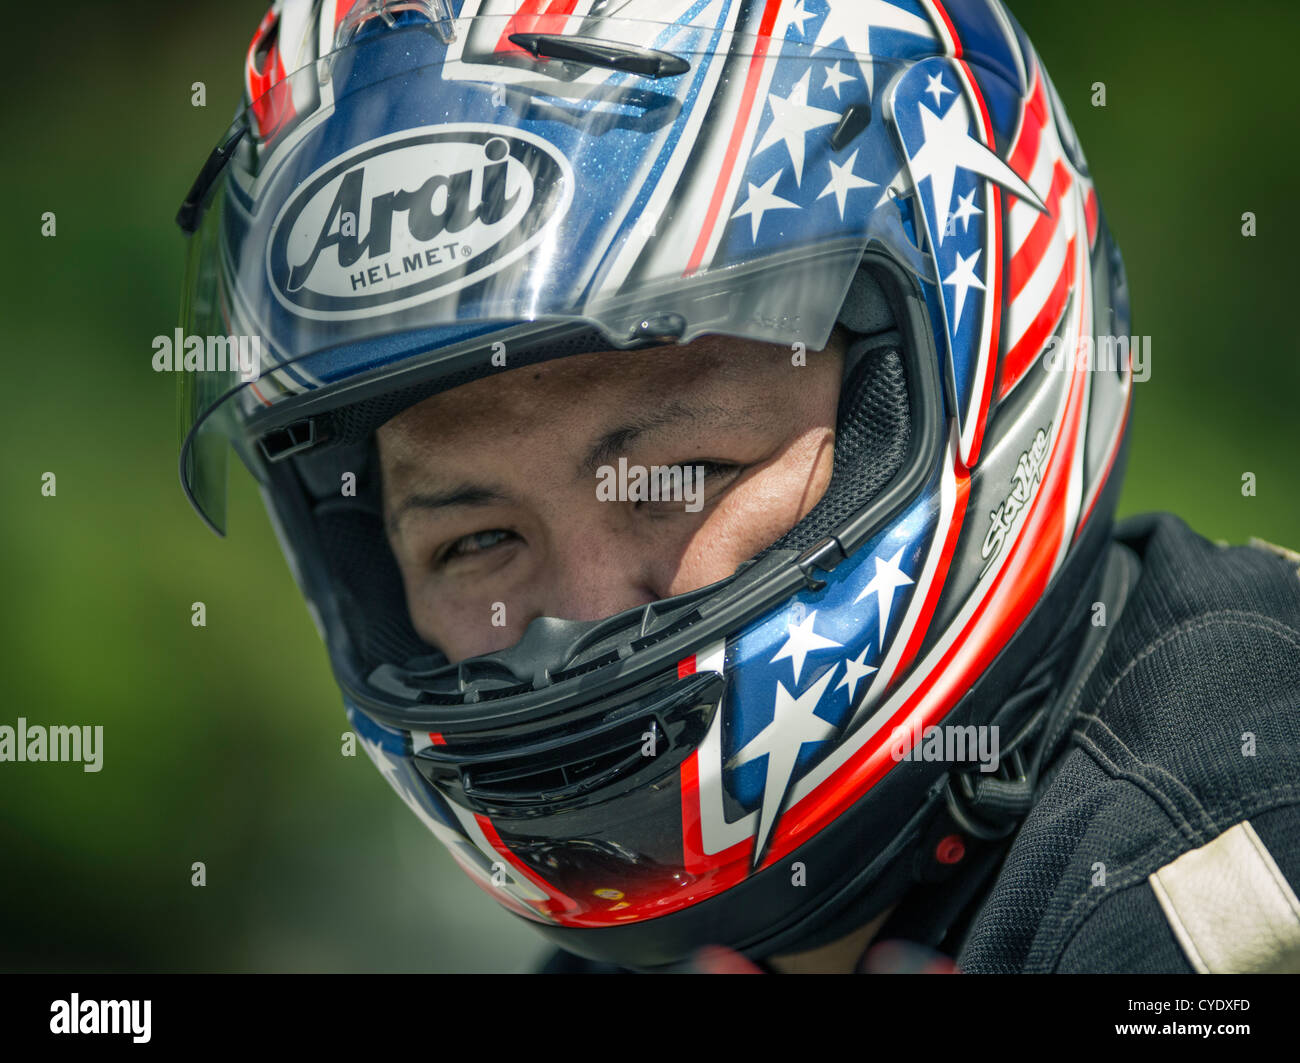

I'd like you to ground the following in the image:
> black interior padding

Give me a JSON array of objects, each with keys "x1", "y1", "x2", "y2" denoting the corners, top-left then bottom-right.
[
  {"x1": 760, "y1": 343, "x2": 911, "y2": 555},
  {"x1": 312, "y1": 453, "x2": 437, "y2": 669}
]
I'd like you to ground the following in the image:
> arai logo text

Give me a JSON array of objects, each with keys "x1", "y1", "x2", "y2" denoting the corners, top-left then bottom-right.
[{"x1": 268, "y1": 126, "x2": 572, "y2": 318}]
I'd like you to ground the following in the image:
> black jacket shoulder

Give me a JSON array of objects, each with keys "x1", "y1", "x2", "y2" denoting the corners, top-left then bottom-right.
[{"x1": 958, "y1": 512, "x2": 1300, "y2": 972}]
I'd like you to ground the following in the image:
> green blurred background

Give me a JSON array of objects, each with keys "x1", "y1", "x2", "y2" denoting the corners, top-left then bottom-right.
[{"x1": 1, "y1": 0, "x2": 1296, "y2": 972}]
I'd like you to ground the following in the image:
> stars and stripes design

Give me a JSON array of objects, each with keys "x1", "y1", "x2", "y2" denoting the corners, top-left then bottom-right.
[
  {"x1": 998, "y1": 59, "x2": 1100, "y2": 400},
  {"x1": 889, "y1": 53, "x2": 1045, "y2": 468},
  {"x1": 718, "y1": 535, "x2": 920, "y2": 866},
  {"x1": 713, "y1": 0, "x2": 938, "y2": 270}
]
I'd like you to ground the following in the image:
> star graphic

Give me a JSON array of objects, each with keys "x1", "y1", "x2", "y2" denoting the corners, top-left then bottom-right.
[
  {"x1": 731, "y1": 170, "x2": 800, "y2": 240},
  {"x1": 771, "y1": 609, "x2": 843, "y2": 684},
  {"x1": 822, "y1": 61, "x2": 855, "y2": 99},
  {"x1": 924, "y1": 71, "x2": 953, "y2": 109},
  {"x1": 728, "y1": 667, "x2": 840, "y2": 867},
  {"x1": 813, "y1": 1, "x2": 934, "y2": 96},
  {"x1": 949, "y1": 187, "x2": 983, "y2": 234},
  {"x1": 908, "y1": 94, "x2": 1046, "y2": 247},
  {"x1": 358, "y1": 731, "x2": 414, "y2": 799},
  {"x1": 853, "y1": 547, "x2": 915, "y2": 636},
  {"x1": 835, "y1": 644, "x2": 878, "y2": 704},
  {"x1": 943, "y1": 249, "x2": 986, "y2": 330},
  {"x1": 818, "y1": 149, "x2": 877, "y2": 220},
  {"x1": 754, "y1": 68, "x2": 842, "y2": 185},
  {"x1": 781, "y1": 0, "x2": 814, "y2": 37}
]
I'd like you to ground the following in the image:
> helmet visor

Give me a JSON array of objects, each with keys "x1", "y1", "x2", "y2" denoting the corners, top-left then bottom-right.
[{"x1": 177, "y1": 12, "x2": 933, "y2": 532}]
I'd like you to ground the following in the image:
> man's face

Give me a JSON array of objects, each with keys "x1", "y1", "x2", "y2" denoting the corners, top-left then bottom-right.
[{"x1": 377, "y1": 333, "x2": 846, "y2": 663}]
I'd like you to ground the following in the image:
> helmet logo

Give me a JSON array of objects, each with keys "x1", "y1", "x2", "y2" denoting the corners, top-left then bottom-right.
[
  {"x1": 980, "y1": 422, "x2": 1053, "y2": 577},
  {"x1": 267, "y1": 125, "x2": 572, "y2": 318}
]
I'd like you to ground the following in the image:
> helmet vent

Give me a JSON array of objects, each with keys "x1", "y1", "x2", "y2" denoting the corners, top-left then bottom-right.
[{"x1": 413, "y1": 671, "x2": 722, "y2": 813}]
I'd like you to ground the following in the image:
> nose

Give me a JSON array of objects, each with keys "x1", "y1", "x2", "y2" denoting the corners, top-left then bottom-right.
[{"x1": 540, "y1": 509, "x2": 664, "y2": 623}]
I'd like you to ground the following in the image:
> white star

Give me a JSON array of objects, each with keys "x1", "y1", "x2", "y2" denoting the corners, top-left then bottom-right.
[
  {"x1": 924, "y1": 71, "x2": 953, "y2": 109},
  {"x1": 822, "y1": 61, "x2": 855, "y2": 99},
  {"x1": 781, "y1": 0, "x2": 814, "y2": 37},
  {"x1": 949, "y1": 187, "x2": 983, "y2": 234},
  {"x1": 731, "y1": 170, "x2": 800, "y2": 240},
  {"x1": 771, "y1": 609, "x2": 842, "y2": 684},
  {"x1": 908, "y1": 94, "x2": 1046, "y2": 248},
  {"x1": 835, "y1": 644, "x2": 878, "y2": 704},
  {"x1": 358, "y1": 732, "x2": 406, "y2": 793},
  {"x1": 943, "y1": 249, "x2": 986, "y2": 330},
  {"x1": 853, "y1": 547, "x2": 915, "y2": 636},
  {"x1": 754, "y1": 69, "x2": 842, "y2": 185},
  {"x1": 814, "y1": 1, "x2": 934, "y2": 96},
  {"x1": 729, "y1": 667, "x2": 839, "y2": 867},
  {"x1": 818, "y1": 149, "x2": 877, "y2": 220}
]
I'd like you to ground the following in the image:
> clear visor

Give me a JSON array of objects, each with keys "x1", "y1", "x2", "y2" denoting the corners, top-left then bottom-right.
[{"x1": 178, "y1": 14, "x2": 931, "y2": 532}]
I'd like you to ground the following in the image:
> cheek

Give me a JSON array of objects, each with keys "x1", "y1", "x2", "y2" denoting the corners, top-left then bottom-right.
[
  {"x1": 394, "y1": 543, "x2": 534, "y2": 662},
  {"x1": 667, "y1": 427, "x2": 836, "y2": 593},
  {"x1": 405, "y1": 579, "x2": 529, "y2": 663}
]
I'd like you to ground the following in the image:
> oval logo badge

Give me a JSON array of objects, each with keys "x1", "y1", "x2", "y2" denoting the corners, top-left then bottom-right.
[{"x1": 267, "y1": 125, "x2": 572, "y2": 319}]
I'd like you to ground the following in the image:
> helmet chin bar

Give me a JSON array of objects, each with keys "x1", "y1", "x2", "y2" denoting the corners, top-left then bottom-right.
[{"x1": 412, "y1": 669, "x2": 727, "y2": 817}]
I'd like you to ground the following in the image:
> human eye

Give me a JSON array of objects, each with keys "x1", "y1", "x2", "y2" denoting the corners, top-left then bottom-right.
[
  {"x1": 637, "y1": 460, "x2": 747, "y2": 515},
  {"x1": 694, "y1": 460, "x2": 744, "y2": 482},
  {"x1": 435, "y1": 528, "x2": 518, "y2": 567}
]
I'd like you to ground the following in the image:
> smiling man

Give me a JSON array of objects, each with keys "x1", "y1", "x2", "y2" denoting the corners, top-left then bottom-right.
[{"x1": 177, "y1": 0, "x2": 1300, "y2": 976}]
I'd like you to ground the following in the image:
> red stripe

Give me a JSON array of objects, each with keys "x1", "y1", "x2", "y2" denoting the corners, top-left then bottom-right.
[
  {"x1": 684, "y1": 0, "x2": 784, "y2": 275},
  {"x1": 428, "y1": 731, "x2": 447, "y2": 746},
  {"x1": 894, "y1": 458, "x2": 970, "y2": 678},
  {"x1": 475, "y1": 814, "x2": 582, "y2": 919},
  {"x1": 930, "y1": 1, "x2": 963, "y2": 57},
  {"x1": 496, "y1": 0, "x2": 582, "y2": 57},
  {"x1": 999, "y1": 236, "x2": 1076, "y2": 401},
  {"x1": 679, "y1": 751, "x2": 750, "y2": 887},
  {"x1": 1009, "y1": 161, "x2": 1071, "y2": 300},
  {"x1": 1007, "y1": 70, "x2": 1047, "y2": 181},
  {"x1": 246, "y1": 10, "x2": 293, "y2": 140},
  {"x1": 1084, "y1": 187, "x2": 1099, "y2": 247},
  {"x1": 456, "y1": 854, "x2": 550, "y2": 921},
  {"x1": 676, "y1": 654, "x2": 697, "y2": 679}
]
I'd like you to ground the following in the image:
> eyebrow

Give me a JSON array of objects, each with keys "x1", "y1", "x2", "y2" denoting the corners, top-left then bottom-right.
[
  {"x1": 387, "y1": 485, "x2": 510, "y2": 535},
  {"x1": 581, "y1": 400, "x2": 754, "y2": 474},
  {"x1": 387, "y1": 398, "x2": 762, "y2": 533}
]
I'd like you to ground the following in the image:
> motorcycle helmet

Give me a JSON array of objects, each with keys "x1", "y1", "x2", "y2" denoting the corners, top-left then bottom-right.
[{"x1": 176, "y1": 0, "x2": 1133, "y2": 969}]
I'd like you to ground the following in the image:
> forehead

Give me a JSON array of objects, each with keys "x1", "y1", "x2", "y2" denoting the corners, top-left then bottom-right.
[{"x1": 376, "y1": 335, "x2": 797, "y2": 454}]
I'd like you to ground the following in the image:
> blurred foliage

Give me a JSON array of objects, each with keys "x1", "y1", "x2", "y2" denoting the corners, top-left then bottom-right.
[{"x1": 0, "y1": 0, "x2": 1295, "y2": 972}]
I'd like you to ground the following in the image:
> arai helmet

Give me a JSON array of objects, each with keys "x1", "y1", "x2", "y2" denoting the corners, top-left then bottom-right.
[{"x1": 177, "y1": 0, "x2": 1133, "y2": 969}]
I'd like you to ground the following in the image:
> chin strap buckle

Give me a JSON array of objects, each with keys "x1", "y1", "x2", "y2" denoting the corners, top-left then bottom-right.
[{"x1": 943, "y1": 746, "x2": 1035, "y2": 841}]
